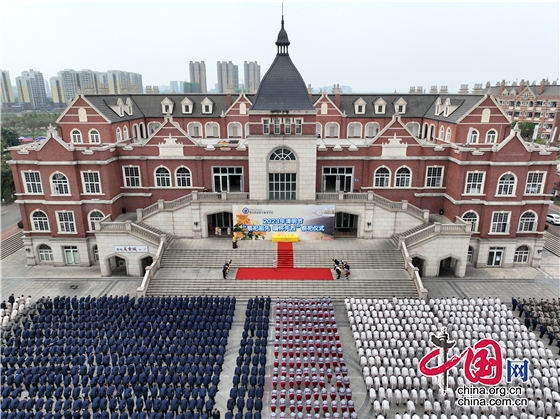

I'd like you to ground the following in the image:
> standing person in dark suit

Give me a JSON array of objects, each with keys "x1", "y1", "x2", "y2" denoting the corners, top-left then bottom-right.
[{"x1": 212, "y1": 410, "x2": 220, "y2": 419}]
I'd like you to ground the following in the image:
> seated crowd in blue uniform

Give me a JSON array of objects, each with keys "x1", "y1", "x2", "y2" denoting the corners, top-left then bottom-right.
[
  {"x1": 225, "y1": 297, "x2": 271, "y2": 419},
  {"x1": 1, "y1": 295, "x2": 236, "y2": 419}
]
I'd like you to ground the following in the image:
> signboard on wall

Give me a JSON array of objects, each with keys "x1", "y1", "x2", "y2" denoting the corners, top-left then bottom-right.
[
  {"x1": 232, "y1": 205, "x2": 335, "y2": 241},
  {"x1": 115, "y1": 246, "x2": 148, "y2": 252}
]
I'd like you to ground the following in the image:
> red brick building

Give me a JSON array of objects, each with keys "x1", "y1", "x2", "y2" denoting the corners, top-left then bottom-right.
[{"x1": 9, "y1": 19, "x2": 558, "y2": 277}]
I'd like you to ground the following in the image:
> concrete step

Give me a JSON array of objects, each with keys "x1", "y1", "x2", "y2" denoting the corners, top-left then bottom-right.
[
  {"x1": 1, "y1": 231, "x2": 24, "y2": 260},
  {"x1": 544, "y1": 231, "x2": 560, "y2": 257}
]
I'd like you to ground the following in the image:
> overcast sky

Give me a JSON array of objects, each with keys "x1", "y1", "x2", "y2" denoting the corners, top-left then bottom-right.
[{"x1": 1, "y1": 1, "x2": 559, "y2": 93}]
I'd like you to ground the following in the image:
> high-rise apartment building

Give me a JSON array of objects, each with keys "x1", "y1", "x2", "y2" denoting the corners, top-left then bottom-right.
[
  {"x1": 189, "y1": 61, "x2": 207, "y2": 93},
  {"x1": 107, "y1": 70, "x2": 143, "y2": 94},
  {"x1": 216, "y1": 61, "x2": 239, "y2": 93},
  {"x1": 16, "y1": 69, "x2": 48, "y2": 109},
  {"x1": 243, "y1": 61, "x2": 261, "y2": 93},
  {"x1": 1, "y1": 70, "x2": 15, "y2": 107}
]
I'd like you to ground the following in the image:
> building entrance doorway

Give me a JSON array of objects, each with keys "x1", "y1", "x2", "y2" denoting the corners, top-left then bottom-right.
[
  {"x1": 412, "y1": 257, "x2": 425, "y2": 277},
  {"x1": 438, "y1": 257, "x2": 459, "y2": 277},
  {"x1": 487, "y1": 247, "x2": 504, "y2": 266},
  {"x1": 334, "y1": 212, "x2": 357, "y2": 237},
  {"x1": 208, "y1": 212, "x2": 233, "y2": 236}
]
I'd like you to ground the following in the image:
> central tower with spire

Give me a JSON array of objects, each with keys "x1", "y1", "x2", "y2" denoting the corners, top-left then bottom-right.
[{"x1": 247, "y1": 15, "x2": 318, "y2": 202}]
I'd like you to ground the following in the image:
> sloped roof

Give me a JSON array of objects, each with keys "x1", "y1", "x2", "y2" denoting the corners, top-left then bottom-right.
[{"x1": 250, "y1": 54, "x2": 314, "y2": 111}]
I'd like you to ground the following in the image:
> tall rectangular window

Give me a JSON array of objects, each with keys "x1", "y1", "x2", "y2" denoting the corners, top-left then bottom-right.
[
  {"x1": 295, "y1": 119, "x2": 303, "y2": 135},
  {"x1": 490, "y1": 212, "x2": 510, "y2": 234},
  {"x1": 269, "y1": 173, "x2": 296, "y2": 200},
  {"x1": 465, "y1": 172, "x2": 484, "y2": 194},
  {"x1": 262, "y1": 119, "x2": 270, "y2": 135},
  {"x1": 425, "y1": 167, "x2": 443, "y2": 187},
  {"x1": 82, "y1": 172, "x2": 101, "y2": 194},
  {"x1": 525, "y1": 172, "x2": 544, "y2": 194},
  {"x1": 123, "y1": 167, "x2": 141, "y2": 187},
  {"x1": 284, "y1": 118, "x2": 291, "y2": 135},
  {"x1": 57, "y1": 211, "x2": 76, "y2": 233},
  {"x1": 273, "y1": 118, "x2": 281, "y2": 135},
  {"x1": 24, "y1": 171, "x2": 43, "y2": 194}
]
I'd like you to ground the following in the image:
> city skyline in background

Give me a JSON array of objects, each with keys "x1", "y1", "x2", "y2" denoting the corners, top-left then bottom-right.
[{"x1": 1, "y1": 1, "x2": 558, "y2": 96}]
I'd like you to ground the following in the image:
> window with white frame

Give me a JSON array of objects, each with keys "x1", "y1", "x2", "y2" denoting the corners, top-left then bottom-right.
[
  {"x1": 88, "y1": 210, "x2": 104, "y2": 231},
  {"x1": 273, "y1": 118, "x2": 281, "y2": 135},
  {"x1": 462, "y1": 211, "x2": 478, "y2": 232},
  {"x1": 518, "y1": 211, "x2": 536, "y2": 232},
  {"x1": 348, "y1": 123, "x2": 361, "y2": 138},
  {"x1": 445, "y1": 128, "x2": 451, "y2": 142},
  {"x1": 176, "y1": 167, "x2": 192, "y2": 187},
  {"x1": 497, "y1": 173, "x2": 515, "y2": 195},
  {"x1": 326, "y1": 123, "x2": 339, "y2": 138},
  {"x1": 269, "y1": 173, "x2": 296, "y2": 200},
  {"x1": 123, "y1": 166, "x2": 141, "y2": 187},
  {"x1": 71, "y1": 129, "x2": 82, "y2": 143},
  {"x1": 89, "y1": 130, "x2": 101, "y2": 143},
  {"x1": 295, "y1": 119, "x2": 303, "y2": 135},
  {"x1": 467, "y1": 246, "x2": 474, "y2": 263},
  {"x1": 155, "y1": 167, "x2": 171, "y2": 187},
  {"x1": 116, "y1": 128, "x2": 122, "y2": 142},
  {"x1": 206, "y1": 122, "x2": 219, "y2": 138},
  {"x1": 82, "y1": 172, "x2": 101, "y2": 194},
  {"x1": 366, "y1": 123, "x2": 380, "y2": 138},
  {"x1": 485, "y1": 129, "x2": 497, "y2": 144},
  {"x1": 490, "y1": 212, "x2": 510, "y2": 234},
  {"x1": 284, "y1": 118, "x2": 291, "y2": 135},
  {"x1": 525, "y1": 172, "x2": 544, "y2": 194},
  {"x1": 123, "y1": 126, "x2": 129, "y2": 139},
  {"x1": 465, "y1": 172, "x2": 484, "y2": 194},
  {"x1": 189, "y1": 123, "x2": 202, "y2": 138},
  {"x1": 467, "y1": 129, "x2": 479, "y2": 144},
  {"x1": 32, "y1": 211, "x2": 49, "y2": 231},
  {"x1": 374, "y1": 167, "x2": 390, "y2": 187},
  {"x1": 57, "y1": 211, "x2": 76, "y2": 233},
  {"x1": 439, "y1": 126, "x2": 444, "y2": 139},
  {"x1": 425, "y1": 167, "x2": 443, "y2": 187},
  {"x1": 228, "y1": 123, "x2": 241, "y2": 138},
  {"x1": 262, "y1": 119, "x2": 270, "y2": 135},
  {"x1": 513, "y1": 245, "x2": 529, "y2": 263},
  {"x1": 38, "y1": 244, "x2": 53, "y2": 262},
  {"x1": 395, "y1": 167, "x2": 411, "y2": 187},
  {"x1": 23, "y1": 171, "x2": 42, "y2": 194},
  {"x1": 93, "y1": 245, "x2": 99, "y2": 262},
  {"x1": 51, "y1": 173, "x2": 70, "y2": 195}
]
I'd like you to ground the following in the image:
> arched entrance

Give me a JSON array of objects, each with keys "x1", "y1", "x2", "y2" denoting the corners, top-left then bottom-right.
[
  {"x1": 438, "y1": 256, "x2": 461, "y2": 277},
  {"x1": 334, "y1": 212, "x2": 358, "y2": 238},
  {"x1": 411, "y1": 257, "x2": 426, "y2": 277},
  {"x1": 141, "y1": 256, "x2": 153, "y2": 274},
  {"x1": 208, "y1": 212, "x2": 233, "y2": 236},
  {"x1": 105, "y1": 255, "x2": 128, "y2": 276}
]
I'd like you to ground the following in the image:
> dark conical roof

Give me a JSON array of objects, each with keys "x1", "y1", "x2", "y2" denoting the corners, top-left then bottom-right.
[{"x1": 250, "y1": 18, "x2": 314, "y2": 112}]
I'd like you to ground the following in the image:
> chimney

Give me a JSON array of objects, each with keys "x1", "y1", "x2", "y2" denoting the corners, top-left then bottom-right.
[
  {"x1": 458, "y1": 84, "x2": 469, "y2": 94},
  {"x1": 308, "y1": 84, "x2": 313, "y2": 101},
  {"x1": 518, "y1": 79, "x2": 525, "y2": 94},
  {"x1": 500, "y1": 80, "x2": 506, "y2": 94},
  {"x1": 429, "y1": 86, "x2": 438, "y2": 94},
  {"x1": 226, "y1": 85, "x2": 235, "y2": 108},
  {"x1": 416, "y1": 86, "x2": 423, "y2": 94},
  {"x1": 539, "y1": 78, "x2": 547, "y2": 94},
  {"x1": 409, "y1": 86, "x2": 415, "y2": 94},
  {"x1": 440, "y1": 86, "x2": 448, "y2": 94},
  {"x1": 486, "y1": 81, "x2": 491, "y2": 89},
  {"x1": 472, "y1": 84, "x2": 483, "y2": 94},
  {"x1": 333, "y1": 84, "x2": 342, "y2": 108}
]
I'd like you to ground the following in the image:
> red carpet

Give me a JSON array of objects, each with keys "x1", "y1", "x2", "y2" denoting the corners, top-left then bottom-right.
[
  {"x1": 277, "y1": 242, "x2": 294, "y2": 268},
  {"x1": 236, "y1": 267, "x2": 333, "y2": 280}
]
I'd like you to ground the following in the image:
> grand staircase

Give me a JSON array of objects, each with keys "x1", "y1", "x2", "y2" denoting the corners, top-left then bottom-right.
[{"x1": 146, "y1": 238, "x2": 418, "y2": 300}]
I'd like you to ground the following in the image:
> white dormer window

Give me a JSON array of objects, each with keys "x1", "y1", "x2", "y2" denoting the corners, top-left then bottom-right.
[
  {"x1": 354, "y1": 98, "x2": 367, "y2": 115},
  {"x1": 124, "y1": 98, "x2": 133, "y2": 116},
  {"x1": 435, "y1": 98, "x2": 442, "y2": 116},
  {"x1": 181, "y1": 97, "x2": 193, "y2": 114},
  {"x1": 394, "y1": 98, "x2": 407, "y2": 114},
  {"x1": 374, "y1": 98, "x2": 386, "y2": 115},
  {"x1": 201, "y1": 97, "x2": 214, "y2": 114},
  {"x1": 161, "y1": 97, "x2": 174, "y2": 114}
]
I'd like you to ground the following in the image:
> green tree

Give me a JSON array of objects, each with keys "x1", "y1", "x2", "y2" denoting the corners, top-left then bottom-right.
[
  {"x1": 511, "y1": 121, "x2": 536, "y2": 141},
  {"x1": 1, "y1": 112, "x2": 59, "y2": 139}
]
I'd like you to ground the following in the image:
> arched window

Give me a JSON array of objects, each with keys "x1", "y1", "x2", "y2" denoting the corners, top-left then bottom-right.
[
  {"x1": 439, "y1": 126, "x2": 444, "y2": 139},
  {"x1": 270, "y1": 148, "x2": 296, "y2": 161},
  {"x1": 513, "y1": 245, "x2": 529, "y2": 263},
  {"x1": 205, "y1": 122, "x2": 219, "y2": 138},
  {"x1": 89, "y1": 130, "x2": 100, "y2": 143},
  {"x1": 347, "y1": 122, "x2": 362, "y2": 138},
  {"x1": 32, "y1": 211, "x2": 49, "y2": 231},
  {"x1": 123, "y1": 126, "x2": 129, "y2": 139},
  {"x1": 468, "y1": 129, "x2": 479, "y2": 144},
  {"x1": 52, "y1": 173, "x2": 70, "y2": 195},
  {"x1": 155, "y1": 167, "x2": 171, "y2": 187},
  {"x1": 132, "y1": 125, "x2": 138, "y2": 140},
  {"x1": 116, "y1": 128, "x2": 122, "y2": 142},
  {"x1": 462, "y1": 211, "x2": 479, "y2": 232},
  {"x1": 497, "y1": 173, "x2": 515, "y2": 195},
  {"x1": 228, "y1": 122, "x2": 242, "y2": 138},
  {"x1": 374, "y1": 167, "x2": 390, "y2": 187},
  {"x1": 405, "y1": 122, "x2": 420, "y2": 137},
  {"x1": 325, "y1": 123, "x2": 339, "y2": 138},
  {"x1": 139, "y1": 123, "x2": 146, "y2": 139},
  {"x1": 38, "y1": 244, "x2": 53, "y2": 262},
  {"x1": 88, "y1": 210, "x2": 104, "y2": 231},
  {"x1": 485, "y1": 129, "x2": 497, "y2": 144},
  {"x1": 71, "y1": 129, "x2": 82, "y2": 143},
  {"x1": 518, "y1": 211, "x2": 536, "y2": 232},
  {"x1": 395, "y1": 167, "x2": 411, "y2": 187},
  {"x1": 176, "y1": 167, "x2": 192, "y2": 187},
  {"x1": 188, "y1": 122, "x2": 202, "y2": 138},
  {"x1": 365, "y1": 122, "x2": 380, "y2": 138},
  {"x1": 445, "y1": 128, "x2": 451, "y2": 142}
]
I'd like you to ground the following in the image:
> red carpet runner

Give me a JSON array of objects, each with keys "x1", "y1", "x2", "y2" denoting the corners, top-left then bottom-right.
[{"x1": 235, "y1": 242, "x2": 333, "y2": 280}]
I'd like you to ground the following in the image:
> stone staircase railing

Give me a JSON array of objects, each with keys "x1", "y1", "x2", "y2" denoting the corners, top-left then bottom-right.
[
  {"x1": 399, "y1": 241, "x2": 428, "y2": 300},
  {"x1": 98, "y1": 219, "x2": 165, "y2": 246},
  {"x1": 136, "y1": 239, "x2": 165, "y2": 297},
  {"x1": 397, "y1": 217, "x2": 472, "y2": 248}
]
